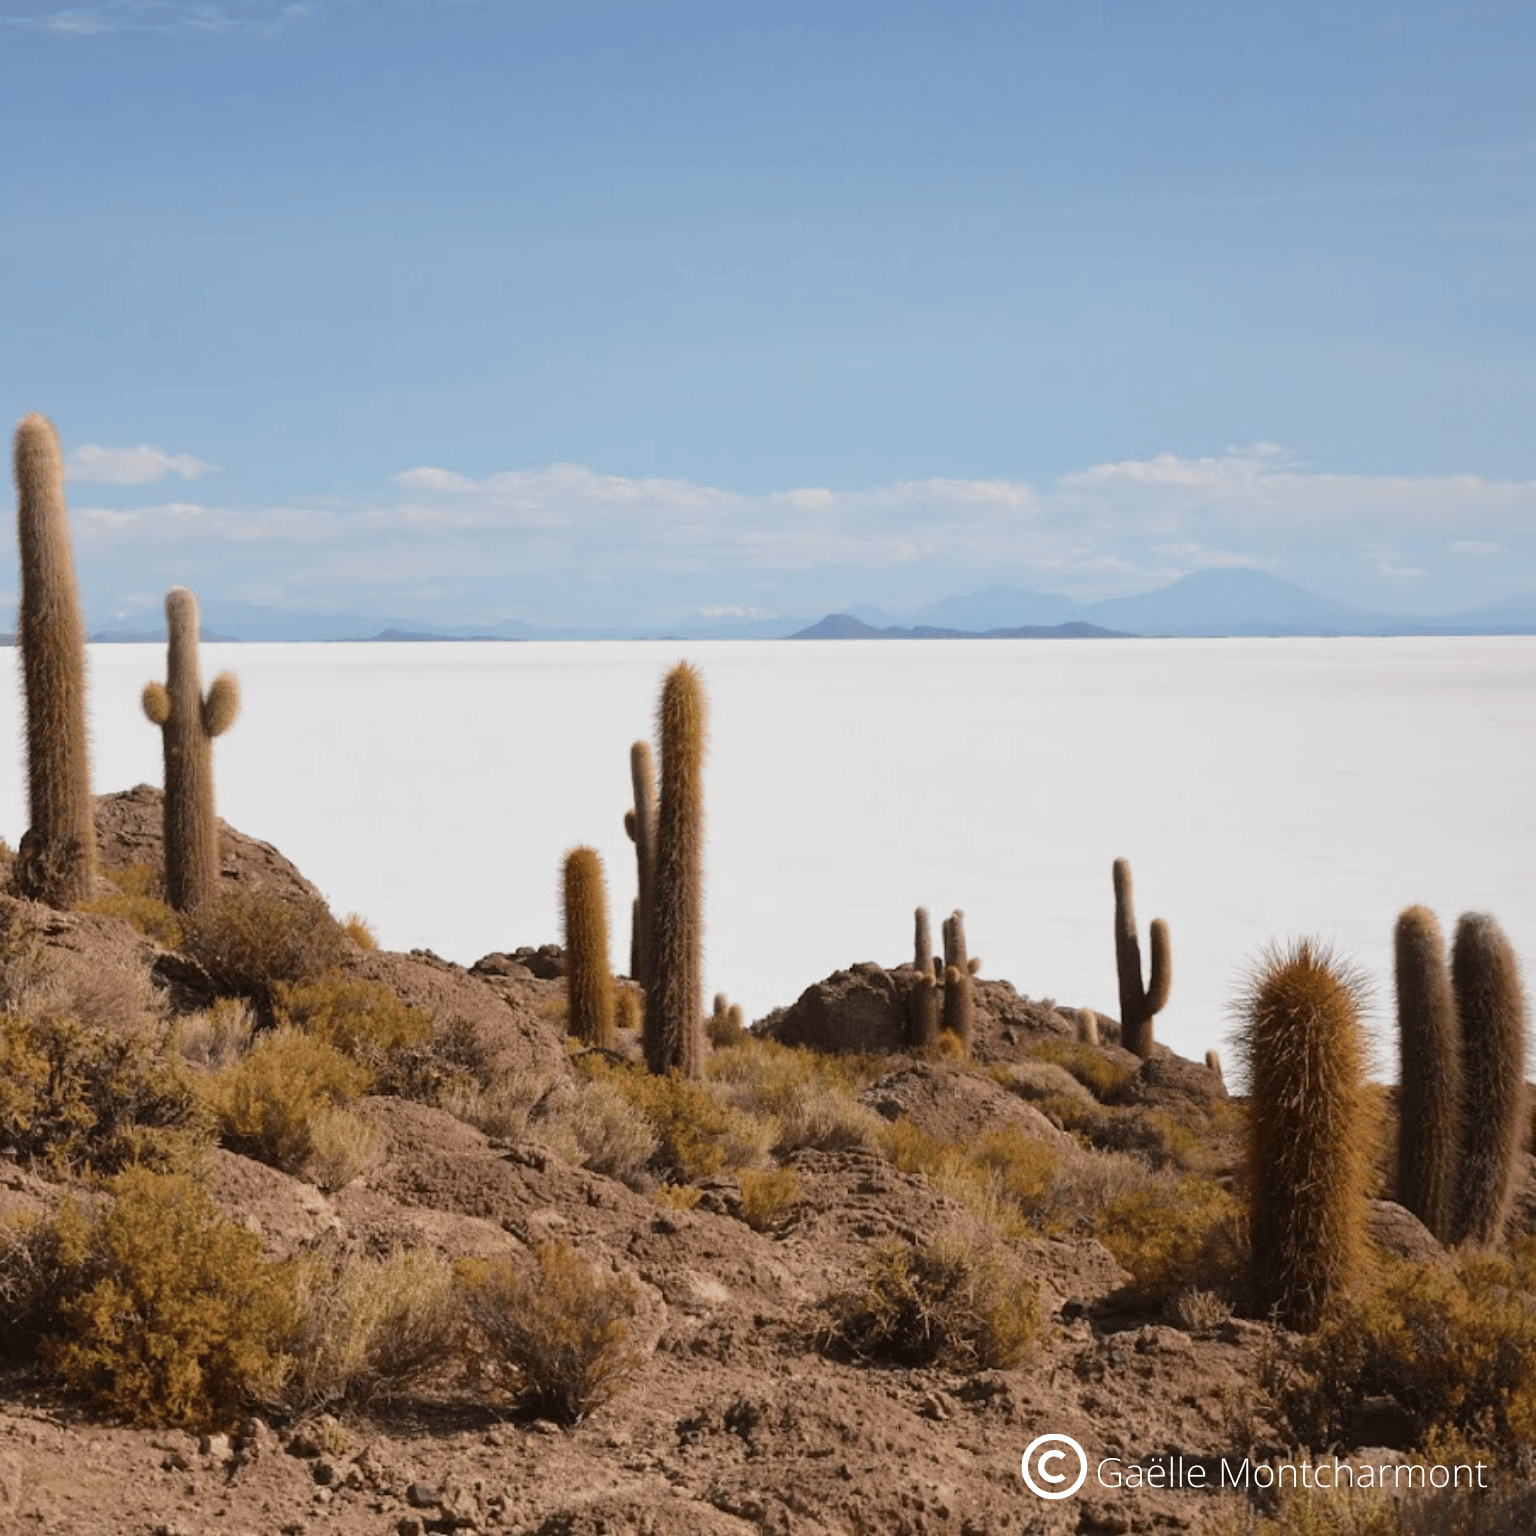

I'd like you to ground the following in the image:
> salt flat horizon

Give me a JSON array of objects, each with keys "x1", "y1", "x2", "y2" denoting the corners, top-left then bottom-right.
[{"x1": 3, "y1": 636, "x2": 1532, "y2": 1080}]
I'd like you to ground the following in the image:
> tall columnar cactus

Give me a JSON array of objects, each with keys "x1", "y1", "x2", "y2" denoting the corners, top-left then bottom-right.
[
  {"x1": 914, "y1": 906, "x2": 932, "y2": 974},
  {"x1": 12, "y1": 412, "x2": 96, "y2": 907},
  {"x1": 940, "y1": 910, "x2": 977, "y2": 1052},
  {"x1": 907, "y1": 906, "x2": 940, "y2": 1048},
  {"x1": 1394, "y1": 905, "x2": 1462, "y2": 1242},
  {"x1": 1237, "y1": 939, "x2": 1370, "y2": 1332},
  {"x1": 141, "y1": 587, "x2": 240, "y2": 912},
  {"x1": 562, "y1": 845, "x2": 616, "y2": 1050},
  {"x1": 644, "y1": 662, "x2": 707, "y2": 1077},
  {"x1": 1113, "y1": 858, "x2": 1170, "y2": 1059},
  {"x1": 1450, "y1": 912, "x2": 1527, "y2": 1248},
  {"x1": 627, "y1": 740, "x2": 658, "y2": 991}
]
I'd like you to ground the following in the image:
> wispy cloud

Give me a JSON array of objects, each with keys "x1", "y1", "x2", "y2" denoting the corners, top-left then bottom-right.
[
  {"x1": 68, "y1": 443, "x2": 216, "y2": 485},
  {"x1": 68, "y1": 446, "x2": 1536, "y2": 624},
  {"x1": 5, "y1": 1, "x2": 314, "y2": 38}
]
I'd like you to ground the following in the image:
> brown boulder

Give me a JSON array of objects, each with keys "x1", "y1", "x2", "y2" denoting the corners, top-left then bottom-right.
[{"x1": 93, "y1": 784, "x2": 325, "y2": 906}]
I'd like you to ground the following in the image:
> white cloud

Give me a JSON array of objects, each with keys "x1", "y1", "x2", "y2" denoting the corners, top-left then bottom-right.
[
  {"x1": 6, "y1": 0, "x2": 316, "y2": 37},
  {"x1": 68, "y1": 445, "x2": 1536, "y2": 618},
  {"x1": 68, "y1": 443, "x2": 216, "y2": 486}
]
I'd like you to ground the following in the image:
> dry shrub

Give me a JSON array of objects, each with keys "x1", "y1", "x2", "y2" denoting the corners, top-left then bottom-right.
[
  {"x1": 44, "y1": 1168, "x2": 293, "y2": 1428},
  {"x1": 818, "y1": 1233, "x2": 1039, "y2": 1370},
  {"x1": 1029, "y1": 1039, "x2": 1136, "y2": 1102},
  {"x1": 174, "y1": 997, "x2": 255, "y2": 1072},
  {"x1": 340, "y1": 912, "x2": 379, "y2": 950},
  {"x1": 590, "y1": 1060, "x2": 775, "y2": 1183},
  {"x1": 179, "y1": 890, "x2": 347, "y2": 1019},
  {"x1": 991, "y1": 1059, "x2": 1096, "y2": 1106},
  {"x1": 303, "y1": 1105, "x2": 381, "y2": 1192},
  {"x1": 82, "y1": 864, "x2": 182, "y2": 947},
  {"x1": 461, "y1": 1241, "x2": 645, "y2": 1424},
  {"x1": 559, "y1": 1078, "x2": 659, "y2": 1188},
  {"x1": 0, "y1": 1213, "x2": 73, "y2": 1357},
  {"x1": 204, "y1": 1026, "x2": 370, "y2": 1174},
  {"x1": 274, "y1": 972, "x2": 432, "y2": 1076},
  {"x1": 880, "y1": 1118, "x2": 1034, "y2": 1242},
  {"x1": 435, "y1": 1073, "x2": 553, "y2": 1142},
  {"x1": 1270, "y1": 1255, "x2": 1536, "y2": 1459},
  {"x1": 1095, "y1": 1171, "x2": 1244, "y2": 1301},
  {"x1": 1166, "y1": 1285, "x2": 1233, "y2": 1331},
  {"x1": 0, "y1": 898, "x2": 51, "y2": 1014},
  {"x1": 0, "y1": 1011, "x2": 207, "y2": 1175},
  {"x1": 1233, "y1": 1478, "x2": 1536, "y2": 1536},
  {"x1": 654, "y1": 1182, "x2": 703, "y2": 1210},
  {"x1": 279, "y1": 1247, "x2": 459, "y2": 1410},
  {"x1": 738, "y1": 1167, "x2": 798, "y2": 1231},
  {"x1": 709, "y1": 1038, "x2": 888, "y2": 1154}
]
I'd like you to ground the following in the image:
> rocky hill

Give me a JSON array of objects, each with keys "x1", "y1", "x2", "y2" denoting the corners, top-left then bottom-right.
[{"x1": 0, "y1": 790, "x2": 1532, "y2": 1536}]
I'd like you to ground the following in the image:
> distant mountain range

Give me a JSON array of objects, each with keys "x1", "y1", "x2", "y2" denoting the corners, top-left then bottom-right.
[{"x1": 36, "y1": 568, "x2": 1536, "y2": 642}]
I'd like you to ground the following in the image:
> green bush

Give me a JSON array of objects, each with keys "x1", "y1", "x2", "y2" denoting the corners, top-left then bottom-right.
[
  {"x1": 818, "y1": 1234, "x2": 1039, "y2": 1370},
  {"x1": 461, "y1": 1241, "x2": 645, "y2": 1424},
  {"x1": 44, "y1": 1168, "x2": 294, "y2": 1428}
]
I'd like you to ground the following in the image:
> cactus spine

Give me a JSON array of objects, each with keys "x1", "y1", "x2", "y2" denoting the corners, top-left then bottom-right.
[
  {"x1": 12, "y1": 413, "x2": 95, "y2": 907},
  {"x1": 627, "y1": 741, "x2": 658, "y2": 992},
  {"x1": 1113, "y1": 858, "x2": 1170, "y2": 1059},
  {"x1": 141, "y1": 587, "x2": 240, "y2": 912},
  {"x1": 644, "y1": 662, "x2": 706, "y2": 1077},
  {"x1": 1393, "y1": 905, "x2": 1461, "y2": 1242},
  {"x1": 562, "y1": 846, "x2": 616, "y2": 1050},
  {"x1": 1450, "y1": 912, "x2": 1527, "y2": 1247},
  {"x1": 940, "y1": 910, "x2": 975, "y2": 1052},
  {"x1": 1237, "y1": 939, "x2": 1370, "y2": 1332}
]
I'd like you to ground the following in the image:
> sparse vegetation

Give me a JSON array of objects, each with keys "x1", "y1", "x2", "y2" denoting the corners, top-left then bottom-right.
[
  {"x1": 817, "y1": 1233, "x2": 1039, "y2": 1370},
  {"x1": 42, "y1": 1168, "x2": 295, "y2": 1428},
  {"x1": 179, "y1": 889, "x2": 348, "y2": 1022},
  {"x1": 460, "y1": 1241, "x2": 645, "y2": 1425}
]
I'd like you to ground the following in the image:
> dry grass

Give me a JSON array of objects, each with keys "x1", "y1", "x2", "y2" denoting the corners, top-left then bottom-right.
[
  {"x1": 817, "y1": 1232, "x2": 1040, "y2": 1370},
  {"x1": 279, "y1": 1247, "x2": 459, "y2": 1410}
]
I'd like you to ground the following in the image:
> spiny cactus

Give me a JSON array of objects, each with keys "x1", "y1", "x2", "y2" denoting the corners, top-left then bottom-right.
[
  {"x1": 141, "y1": 587, "x2": 240, "y2": 912},
  {"x1": 644, "y1": 662, "x2": 707, "y2": 1077},
  {"x1": 1113, "y1": 858, "x2": 1170, "y2": 1059},
  {"x1": 914, "y1": 907, "x2": 932, "y2": 974},
  {"x1": 1237, "y1": 938, "x2": 1371, "y2": 1332},
  {"x1": 1076, "y1": 1009, "x2": 1100, "y2": 1047},
  {"x1": 907, "y1": 907, "x2": 940, "y2": 1048},
  {"x1": 1204, "y1": 1048, "x2": 1223, "y2": 1082},
  {"x1": 1450, "y1": 912, "x2": 1527, "y2": 1248},
  {"x1": 562, "y1": 846, "x2": 615, "y2": 1050},
  {"x1": 12, "y1": 412, "x2": 96, "y2": 907},
  {"x1": 1393, "y1": 905, "x2": 1461, "y2": 1242},
  {"x1": 626, "y1": 741, "x2": 657, "y2": 993},
  {"x1": 940, "y1": 911, "x2": 975, "y2": 1053}
]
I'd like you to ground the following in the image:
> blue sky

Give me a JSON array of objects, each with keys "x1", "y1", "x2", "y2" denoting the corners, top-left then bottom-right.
[{"x1": 3, "y1": 0, "x2": 1534, "y2": 629}]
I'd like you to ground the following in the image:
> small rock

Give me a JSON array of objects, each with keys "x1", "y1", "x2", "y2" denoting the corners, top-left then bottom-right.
[{"x1": 406, "y1": 1481, "x2": 441, "y2": 1508}]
